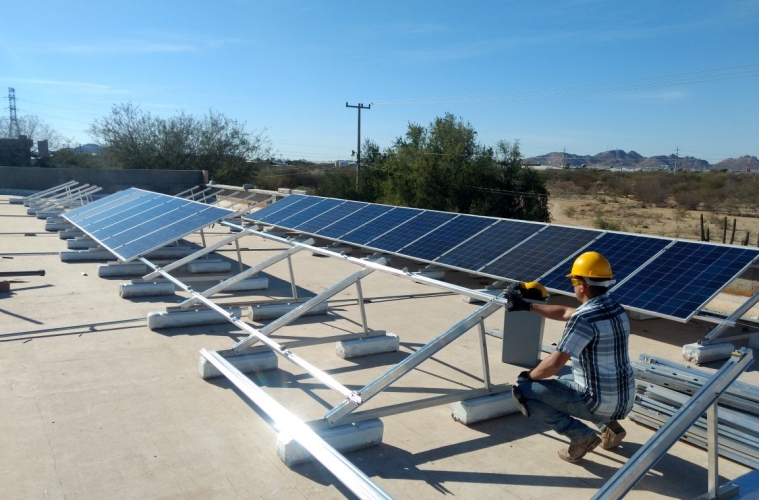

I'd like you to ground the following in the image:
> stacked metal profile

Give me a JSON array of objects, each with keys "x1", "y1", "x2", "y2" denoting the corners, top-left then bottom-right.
[{"x1": 631, "y1": 353, "x2": 759, "y2": 469}]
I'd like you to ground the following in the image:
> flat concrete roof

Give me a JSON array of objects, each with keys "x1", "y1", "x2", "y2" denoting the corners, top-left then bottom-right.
[{"x1": 1, "y1": 195, "x2": 757, "y2": 499}]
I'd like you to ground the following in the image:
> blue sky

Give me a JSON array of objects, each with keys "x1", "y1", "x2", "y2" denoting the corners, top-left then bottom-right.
[{"x1": 2, "y1": 0, "x2": 757, "y2": 164}]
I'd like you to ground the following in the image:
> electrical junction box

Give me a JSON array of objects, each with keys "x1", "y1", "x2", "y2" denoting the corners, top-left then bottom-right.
[{"x1": 501, "y1": 310, "x2": 545, "y2": 369}]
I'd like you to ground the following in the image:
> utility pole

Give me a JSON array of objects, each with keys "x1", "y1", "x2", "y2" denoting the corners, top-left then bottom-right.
[
  {"x1": 346, "y1": 102, "x2": 371, "y2": 190},
  {"x1": 7, "y1": 87, "x2": 19, "y2": 138},
  {"x1": 674, "y1": 146, "x2": 679, "y2": 174}
]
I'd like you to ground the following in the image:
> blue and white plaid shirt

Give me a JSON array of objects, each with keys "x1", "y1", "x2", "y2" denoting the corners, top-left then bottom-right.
[{"x1": 556, "y1": 293, "x2": 635, "y2": 420}]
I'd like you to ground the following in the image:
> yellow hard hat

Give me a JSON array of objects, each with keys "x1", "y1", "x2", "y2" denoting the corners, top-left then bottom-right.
[{"x1": 566, "y1": 251, "x2": 616, "y2": 285}]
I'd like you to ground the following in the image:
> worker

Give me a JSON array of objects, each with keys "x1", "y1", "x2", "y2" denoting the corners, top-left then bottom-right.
[{"x1": 506, "y1": 251, "x2": 635, "y2": 463}]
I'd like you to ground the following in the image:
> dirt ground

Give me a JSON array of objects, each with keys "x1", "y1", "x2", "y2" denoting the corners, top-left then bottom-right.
[{"x1": 549, "y1": 195, "x2": 759, "y2": 246}]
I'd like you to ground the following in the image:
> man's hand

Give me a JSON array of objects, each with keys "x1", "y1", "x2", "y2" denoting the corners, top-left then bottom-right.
[
  {"x1": 504, "y1": 283, "x2": 530, "y2": 311},
  {"x1": 516, "y1": 370, "x2": 532, "y2": 385}
]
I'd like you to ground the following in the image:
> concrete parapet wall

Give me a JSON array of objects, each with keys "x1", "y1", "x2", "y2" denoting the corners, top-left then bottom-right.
[{"x1": 0, "y1": 166, "x2": 205, "y2": 195}]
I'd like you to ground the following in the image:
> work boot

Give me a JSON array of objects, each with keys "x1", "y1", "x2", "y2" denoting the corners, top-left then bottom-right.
[
  {"x1": 512, "y1": 386, "x2": 529, "y2": 417},
  {"x1": 558, "y1": 433, "x2": 601, "y2": 463},
  {"x1": 601, "y1": 421, "x2": 626, "y2": 450}
]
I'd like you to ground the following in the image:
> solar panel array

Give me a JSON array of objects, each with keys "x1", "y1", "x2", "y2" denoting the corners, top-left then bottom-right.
[
  {"x1": 244, "y1": 195, "x2": 759, "y2": 322},
  {"x1": 63, "y1": 188, "x2": 233, "y2": 262}
]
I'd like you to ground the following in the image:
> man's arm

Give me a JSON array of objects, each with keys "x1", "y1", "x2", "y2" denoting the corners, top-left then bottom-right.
[
  {"x1": 529, "y1": 303, "x2": 576, "y2": 321},
  {"x1": 527, "y1": 350, "x2": 571, "y2": 380}
]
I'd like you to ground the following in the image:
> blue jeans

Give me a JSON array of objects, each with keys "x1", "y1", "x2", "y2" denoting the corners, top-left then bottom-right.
[{"x1": 517, "y1": 374, "x2": 608, "y2": 443}]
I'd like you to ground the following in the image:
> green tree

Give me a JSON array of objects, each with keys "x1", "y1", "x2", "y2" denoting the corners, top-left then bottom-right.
[
  {"x1": 0, "y1": 115, "x2": 70, "y2": 151},
  {"x1": 88, "y1": 103, "x2": 270, "y2": 177},
  {"x1": 360, "y1": 113, "x2": 549, "y2": 221}
]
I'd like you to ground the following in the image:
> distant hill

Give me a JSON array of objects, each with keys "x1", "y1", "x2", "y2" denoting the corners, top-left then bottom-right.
[{"x1": 524, "y1": 150, "x2": 757, "y2": 172}]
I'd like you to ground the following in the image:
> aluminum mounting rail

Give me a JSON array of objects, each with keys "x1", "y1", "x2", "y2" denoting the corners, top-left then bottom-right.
[
  {"x1": 701, "y1": 287, "x2": 759, "y2": 344},
  {"x1": 199, "y1": 349, "x2": 394, "y2": 500},
  {"x1": 23, "y1": 180, "x2": 79, "y2": 204},
  {"x1": 593, "y1": 347, "x2": 754, "y2": 500},
  {"x1": 325, "y1": 300, "x2": 503, "y2": 425}
]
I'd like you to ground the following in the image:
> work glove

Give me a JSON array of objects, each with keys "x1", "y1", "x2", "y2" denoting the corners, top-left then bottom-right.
[
  {"x1": 516, "y1": 370, "x2": 532, "y2": 385},
  {"x1": 504, "y1": 281, "x2": 546, "y2": 311}
]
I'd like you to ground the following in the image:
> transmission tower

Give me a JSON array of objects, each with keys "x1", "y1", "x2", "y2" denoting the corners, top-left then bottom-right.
[{"x1": 7, "y1": 87, "x2": 20, "y2": 138}]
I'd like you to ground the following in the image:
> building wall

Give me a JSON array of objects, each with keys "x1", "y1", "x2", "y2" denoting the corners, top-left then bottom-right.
[{"x1": 0, "y1": 166, "x2": 205, "y2": 195}]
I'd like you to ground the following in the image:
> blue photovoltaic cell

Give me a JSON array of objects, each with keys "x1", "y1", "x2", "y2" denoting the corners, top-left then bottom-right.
[
  {"x1": 338, "y1": 207, "x2": 422, "y2": 246},
  {"x1": 76, "y1": 192, "x2": 167, "y2": 231},
  {"x1": 64, "y1": 188, "x2": 146, "y2": 224},
  {"x1": 90, "y1": 198, "x2": 190, "y2": 241},
  {"x1": 294, "y1": 200, "x2": 367, "y2": 234},
  {"x1": 401, "y1": 215, "x2": 497, "y2": 262},
  {"x1": 252, "y1": 195, "x2": 323, "y2": 225},
  {"x1": 436, "y1": 220, "x2": 544, "y2": 271},
  {"x1": 481, "y1": 225, "x2": 601, "y2": 282},
  {"x1": 244, "y1": 194, "x2": 308, "y2": 224},
  {"x1": 275, "y1": 198, "x2": 344, "y2": 229},
  {"x1": 612, "y1": 241, "x2": 759, "y2": 321},
  {"x1": 108, "y1": 205, "x2": 232, "y2": 261},
  {"x1": 365, "y1": 211, "x2": 457, "y2": 253},
  {"x1": 540, "y1": 232, "x2": 672, "y2": 294},
  {"x1": 317, "y1": 204, "x2": 394, "y2": 239}
]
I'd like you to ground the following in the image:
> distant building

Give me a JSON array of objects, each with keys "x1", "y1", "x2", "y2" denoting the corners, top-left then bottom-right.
[{"x1": 0, "y1": 136, "x2": 33, "y2": 166}]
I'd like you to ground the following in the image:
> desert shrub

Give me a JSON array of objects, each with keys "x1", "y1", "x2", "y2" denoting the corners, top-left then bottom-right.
[
  {"x1": 594, "y1": 215, "x2": 623, "y2": 231},
  {"x1": 562, "y1": 206, "x2": 577, "y2": 218},
  {"x1": 632, "y1": 175, "x2": 670, "y2": 206}
]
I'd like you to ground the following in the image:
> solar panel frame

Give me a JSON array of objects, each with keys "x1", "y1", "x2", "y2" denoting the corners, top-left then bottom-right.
[
  {"x1": 337, "y1": 207, "x2": 423, "y2": 247},
  {"x1": 315, "y1": 204, "x2": 395, "y2": 240},
  {"x1": 274, "y1": 198, "x2": 345, "y2": 229},
  {"x1": 74, "y1": 192, "x2": 168, "y2": 231},
  {"x1": 250, "y1": 195, "x2": 323, "y2": 226}
]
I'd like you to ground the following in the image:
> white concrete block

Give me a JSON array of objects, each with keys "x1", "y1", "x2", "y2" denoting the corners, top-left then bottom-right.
[
  {"x1": 277, "y1": 419, "x2": 384, "y2": 467},
  {"x1": 222, "y1": 277, "x2": 269, "y2": 291},
  {"x1": 60, "y1": 249, "x2": 114, "y2": 262},
  {"x1": 336, "y1": 332, "x2": 399, "y2": 359},
  {"x1": 451, "y1": 390, "x2": 519, "y2": 425},
  {"x1": 628, "y1": 310, "x2": 658, "y2": 321},
  {"x1": 248, "y1": 301, "x2": 329, "y2": 321},
  {"x1": 98, "y1": 262, "x2": 149, "y2": 277},
  {"x1": 197, "y1": 351, "x2": 278, "y2": 379},
  {"x1": 682, "y1": 342, "x2": 735, "y2": 364},
  {"x1": 147, "y1": 307, "x2": 242, "y2": 330},
  {"x1": 186, "y1": 261, "x2": 232, "y2": 273},
  {"x1": 120, "y1": 282, "x2": 175, "y2": 298},
  {"x1": 67, "y1": 238, "x2": 100, "y2": 249}
]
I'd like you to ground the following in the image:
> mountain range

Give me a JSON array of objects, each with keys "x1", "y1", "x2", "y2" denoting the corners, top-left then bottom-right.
[{"x1": 523, "y1": 150, "x2": 759, "y2": 172}]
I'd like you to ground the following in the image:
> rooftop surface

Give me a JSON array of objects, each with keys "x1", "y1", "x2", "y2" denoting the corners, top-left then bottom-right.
[{"x1": 1, "y1": 194, "x2": 757, "y2": 499}]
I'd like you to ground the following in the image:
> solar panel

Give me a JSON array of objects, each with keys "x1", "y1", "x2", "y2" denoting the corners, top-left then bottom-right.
[
  {"x1": 435, "y1": 219, "x2": 544, "y2": 271},
  {"x1": 294, "y1": 201, "x2": 367, "y2": 233},
  {"x1": 317, "y1": 204, "x2": 394, "y2": 240},
  {"x1": 611, "y1": 241, "x2": 759, "y2": 321},
  {"x1": 480, "y1": 225, "x2": 601, "y2": 282},
  {"x1": 75, "y1": 192, "x2": 167, "y2": 231},
  {"x1": 64, "y1": 188, "x2": 147, "y2": 224},
  {"x1": 338, "y1": 207, "x2": 422, "y2": 246},
  {"x1": 244, "y1": 194, "x2": 308, "y2": 224},
  {"x1": 539, "y1": 232, "x2": 672, "y2": 294},
  {"x1": 252, "y1": 196, "x2": 322, "y2": 225},
  {"x1": 275, "y1": 198, "x2": 345, "y2": 229},
  {"x1": 64, "y1": 189, "x2": 233, "y2": 262},
  {"x1": 364, "y1": 210, "x2": 457, "y2": 253},
  {"x1": 400, "y1": 214, "x2": 497, "y2": 262}
]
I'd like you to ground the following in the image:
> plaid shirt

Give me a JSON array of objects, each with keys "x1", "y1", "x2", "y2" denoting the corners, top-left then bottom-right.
[{"x1": 556, "y1": 293, "x2": 635, "y2": 420}]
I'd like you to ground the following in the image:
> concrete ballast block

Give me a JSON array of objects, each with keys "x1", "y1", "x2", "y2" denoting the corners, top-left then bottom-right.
[
  {"x1": 336, "y1": 332, "x2": 399, "y2": 359},
  {"x1": 186, "y1": 261, "x2": 232, "y2": 273},
  {"x1": 277, "y1": 419, "x2": 384, "y2": 467},
  {"x1": 222, "y1": 277, "x2": 269, "y2": 292},
  {"x1": 197, "y1": 351, "x2": 278, "y2": 379},
  {"x1": 98, "y1": 262, "x2": 149, "y2": 277},
  {"x1": 682, "y1": 342, "x2": 735, "y2": 364},
  {"x1": 120, "y1": 282, "x2": 175, "y2": 298},
  {"x1": 147, "y1": 307, "x2": 242, "y2": 330},
  {"x1": 451, "y1": 390, "x2": 519, "y2": 425},
  {"x1": 58, "y1": 229, "x2": 85, "y2": 240},
  {"x1": 60, "y1": 249, "x2": 114, "y2": 262},
  {"x1": 249, "y1": 301, "x2": 329, "y2": 321},
  {"x1": 67, "y1": 238, "x2": 100, "y2": 249}
]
